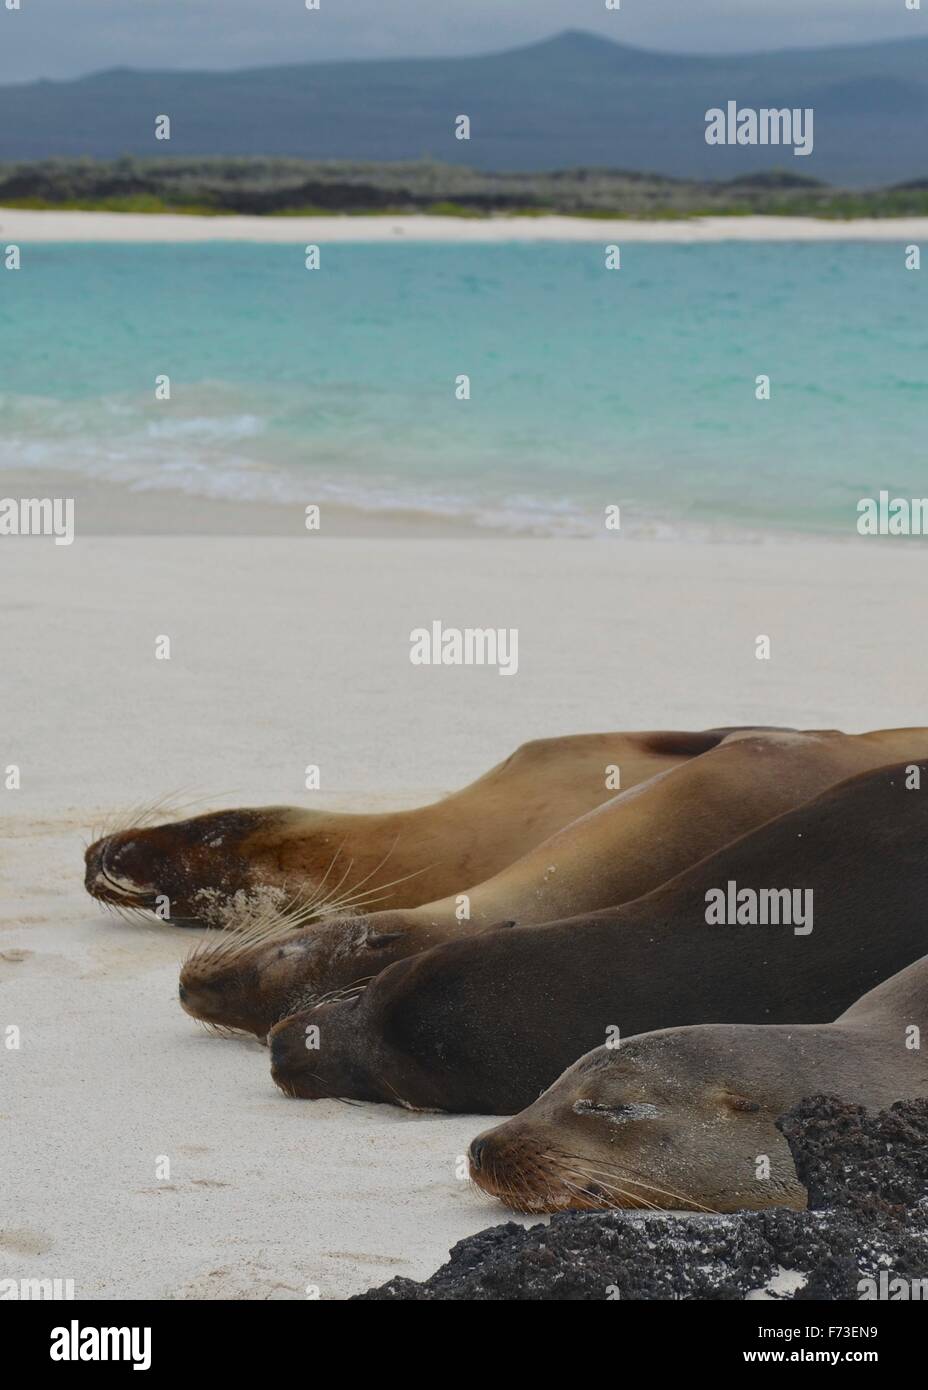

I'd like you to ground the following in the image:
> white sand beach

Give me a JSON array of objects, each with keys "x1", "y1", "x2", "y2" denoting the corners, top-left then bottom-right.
[
  {"x1": 2, "y1": 207, "x2": 927, "y2": 243},
  {"x1": 2, "y1": 533, "x2": 927, "y2": 1298}
]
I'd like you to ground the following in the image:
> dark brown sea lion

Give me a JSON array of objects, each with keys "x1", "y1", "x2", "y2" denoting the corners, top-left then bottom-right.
[
  {"x1": 466, "y1": 952, "x2": 928, "y2": 1215},
  {"x1": 84, "y1": 729, "x2": 725, "y2": 927},
  {"x1": 183, "y1": 728, "x2": 928, "y2": 1038},
  {"x1": 267, "y1": 756, "x2": 928, "y2": 1113}
]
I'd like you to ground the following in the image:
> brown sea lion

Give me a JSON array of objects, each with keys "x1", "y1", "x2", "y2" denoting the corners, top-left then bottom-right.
[
  {"x1": 267, "y1": 756, "x2": 928, "y2": 1114},
  {"x1": 84, "y1": 729, "x2": 727, "y2": 927},
  {"x1": 184, "y1": 728, "x2": 928, "y2": 1039},
  {"x1": 466, "y1": 952, "x2": 928, "y2": 1215}
]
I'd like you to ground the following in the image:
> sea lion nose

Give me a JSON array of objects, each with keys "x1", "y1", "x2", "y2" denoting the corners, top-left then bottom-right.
[
  {"x1": 270, "y1": 1029, "x2": 291, "y2": 1070},
  {"x1": 178, "y1": 983, "x2": 188, "y2": 1003},
  {"x1": 84, "y1": 839, "x2": 105, "y2": 890},
  {"x1": 103, "y1": 835, "x2": 134, "y2": 873},
  {"x1": 469, "y1": 1137, "x2": 488, "y2": 1172}
]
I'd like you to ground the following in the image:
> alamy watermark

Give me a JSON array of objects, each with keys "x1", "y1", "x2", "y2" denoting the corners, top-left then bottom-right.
[
  {"x1": 858, "y1": 1273, "x2": 928, "y2": 1300},
  {"x1": 705, "y1": 880, "x2": 813, "y2": 935},
  {"x1": 857, "y1": 491, "x2": 928, "y2": 535},
  {"x1": 49, "y1": 1320, "x2": 151, "y2": 1370},
  {"x1": 705, "y1": 102, "x2": 814, "y2": 158},
  {"x1": 0, "y1": 1276, "x2": 75, "y2": 1299},
  {"x1": 409, "y1": 621, "x2": 518, "y2": 676},
  {"x1": 0, "y1": 496, "x2": 74, "y2": 545}
]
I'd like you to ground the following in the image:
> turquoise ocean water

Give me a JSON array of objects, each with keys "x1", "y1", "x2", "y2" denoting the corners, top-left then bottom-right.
[{"x1": 1, "y1": 241, "x2": 924, "y2": 536}]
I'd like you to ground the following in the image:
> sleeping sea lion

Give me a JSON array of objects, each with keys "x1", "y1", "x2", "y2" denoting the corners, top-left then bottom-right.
[
  {"x1": 186, "y1": 729, "x2": 928, "y2": 1038},
  {"x1": 84, "y1": 729, "x2": 727, "y2": 926},
  {"x1": 268, "y1": 756, "x2": 928, "y2": 1113},
  {"x1": 466, "y1": 952, "x2": 928, "y2": 1214}
]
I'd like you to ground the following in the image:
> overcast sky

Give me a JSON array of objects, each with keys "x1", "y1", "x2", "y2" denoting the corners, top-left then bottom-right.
[{"x1": 0, "y1": 0, "x2": 923, "y2": 84}]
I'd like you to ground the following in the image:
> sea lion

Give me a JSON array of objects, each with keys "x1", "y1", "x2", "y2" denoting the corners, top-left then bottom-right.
[
  {"x1": 183, "y1": 728, "x2": 928, "y2": 1038},
  {"x1": 267, "y1": 756, "x2": 928, "y2": 1113},
  {"x1": 84, "y1": 728, "x2": 724, "y2": 927},
  {"x1": 466, "y1": 952, "x2": 928, "y2": 1215}
]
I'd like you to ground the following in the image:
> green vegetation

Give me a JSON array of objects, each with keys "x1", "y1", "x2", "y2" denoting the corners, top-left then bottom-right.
[
  {"x1": 1, "y1": 158, "x2": 926, "y2": 219},
  {"x1": 2, "y1": 193, "x2": 221, "y2": 215}
]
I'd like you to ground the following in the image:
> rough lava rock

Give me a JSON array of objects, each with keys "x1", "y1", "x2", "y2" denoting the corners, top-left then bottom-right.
[{"x1": 355, "y1": 1096, "x2": 928, "y2": 1301}]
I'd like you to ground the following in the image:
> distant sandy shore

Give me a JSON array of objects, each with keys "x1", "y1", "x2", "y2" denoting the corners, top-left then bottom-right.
[{"x1": 3, "y1": 207, "x2": 927, "y2": 243}]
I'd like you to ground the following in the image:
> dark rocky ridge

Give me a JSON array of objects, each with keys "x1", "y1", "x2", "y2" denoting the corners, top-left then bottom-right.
[
  {"x1": 356, "y1": 1097, "x2": 928, "y2": 1300},
  {"x1": 2, "y1": 158, "x2": 926, "y2": 218}
]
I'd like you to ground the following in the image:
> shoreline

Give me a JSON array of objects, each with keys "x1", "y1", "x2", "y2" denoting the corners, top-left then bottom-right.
[
  {"x1": 0, "y1": 467, "x2": 908, "y2": 544},
  {"x1": 3, "y1": 207, "x2": 928, "y2": 242},
  {"x1": 0, "y1": 469, "x2": 494, "y2": 539}
]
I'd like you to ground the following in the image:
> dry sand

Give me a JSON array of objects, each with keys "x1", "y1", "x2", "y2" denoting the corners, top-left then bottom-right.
[
  {"x1": 2, "y1": 533, "x2": 927, "y2": 1299},
  {"x1": 2, "y1": 207, "x2": 927, "y2": 243}
]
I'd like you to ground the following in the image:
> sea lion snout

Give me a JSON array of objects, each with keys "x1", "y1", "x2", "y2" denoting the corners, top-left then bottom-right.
[
  {"x1": 468, "y1": 1136, "x2": 488, "y2": 1172},
  {"x1": 467, "y1": 1130, "x2": 515, "y2": 1177},
  {"x1": 101, "y1": 833, "x2": 156, "y2": 890},
  {"x1": 268, "y1": 1011, "x2": 335, "y2": 1099},
  {"x1": 83, "y1": 837, "x2": 106, "y2": 892},
  {"x1": 269, "y1": 997, "x2": 392, "y2": 1103},
  {"x1": 269, "y1": 1019, "x2": 299, "y2": 1072},
  {"x1": 467, "y1": 1120, "x2": 574, "y2": 1211},
  {"x1": 84, "y1": 830, "x2": 157, "y2": 903},
  {"x1": 84, "y1": 808, "x2": 281, "y2": 923},
  {"x1": 178, "y1": 948, "x2": 270, "y2": 1036},
  {"x1": 468, "y1": 1033, "x2": 817, "y2": 1216}
]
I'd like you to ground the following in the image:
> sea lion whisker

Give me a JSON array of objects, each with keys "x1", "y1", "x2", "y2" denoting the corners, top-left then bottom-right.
[
  {"x1": 309, "y1": 974, "x2": 375, "y2": 1007},
  {"x1": 561, "y1": 1176, "x2": 657, "y2": 1212},
  {"x1": 287, "y1": 834, "x2": 352, "y2": 922},
  {"x1": 314, "y1": 842, "x2": 434, "y2": 914},
  {"x1": 224, "y1": 893, "x2": 337, "y2": 945},
  {"x1": 210, "y1": 896, "x2": 297, "y2": 945},
  {"x1": 559, "y1": 1169, "x2": 661, "y2": 1213},
  {"x1": 489, "y1": 1158, "x2": 564, "y2": 1214},
  {"x1": 117, "y1": 903, "x2": 150, "y2": 927},
  {"x1": 376, "y1": 1072, "x2": 414, "y2": 1109},
  {"x1": 600, "y1": 1174, "x2": 718, "y2": 1215},
  {"x1": 196, "y1": 1018, "x2": 248, "y2": 1040},
  {"x1": 125, "y1": 787, "x2": 226, "y2": 832},
  {"x1": 290, "y1": 842, "x2": 350, "y2": 918},
  {"x1": 101, "y1": 790, "x2": 180, "y2": 838},
  {"x1": 91, "y1": 787, "x2": 214, "y2": 849},
  {"x1": 566, "y1": 1170, "x2": 662, "y2": 1213},
  {"x1": 184, "y1": 862, "x2": 426, "y2": 971},
  {"x1": 302, "y1": 851, "x2": 435, "y2": 922},
  {"x1": 314, "y1": 862, "x2": 436, "y2": 917},
  {"x1": 577, "y1": 1166, "x2": 716, "y2": 1214},
  {"x1": 184, "y1": 890, "x2": 315, "y2": 963},
  {"x1": 296, "y1": 863, "x2": 437, "y2": 930},
  {"x1": 123, "y1": 906, "x2": 151, "y2": 929},
  {"x1": 557, "y1": 1153, "x2": 718, "y2": 1214},
  {"x1": 305, "y1": 854, "x2": 356, "y2": 918},
  {"x1": 325, "y1": 835, "x2": 401, "y2": 902},
  {"x1": 535, "y1": 1150, "x2": 662, "y2": 1213},
  {"x1": 274, "y1": 1067, "x2": 332, "y2": 1100}
]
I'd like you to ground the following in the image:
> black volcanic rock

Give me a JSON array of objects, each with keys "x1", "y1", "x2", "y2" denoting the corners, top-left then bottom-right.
[{"x1": 356, "y1": 1097, "x2": 928, "y2": 1301}]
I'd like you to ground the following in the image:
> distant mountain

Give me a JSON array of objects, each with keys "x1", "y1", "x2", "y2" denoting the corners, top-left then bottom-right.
[{"x1": 1, "y1": 30, "x2": 926, "y2": 185}]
